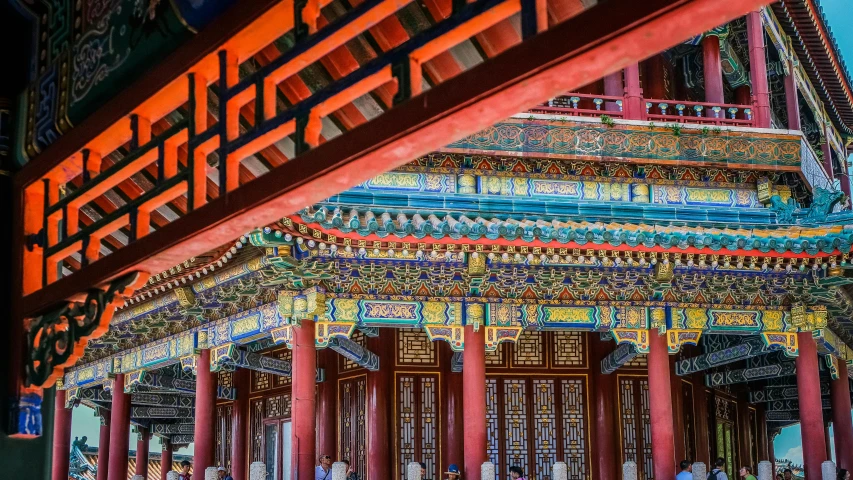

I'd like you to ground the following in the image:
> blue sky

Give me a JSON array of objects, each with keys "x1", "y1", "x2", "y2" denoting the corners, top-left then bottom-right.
[{"x1": 772, "y1": 0, "x2": 853, "y2": 467}]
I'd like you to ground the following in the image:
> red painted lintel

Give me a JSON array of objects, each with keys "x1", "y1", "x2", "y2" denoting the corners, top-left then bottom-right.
[{"x1": 17, "y1": 0, "x2": 773, "y2": 318}]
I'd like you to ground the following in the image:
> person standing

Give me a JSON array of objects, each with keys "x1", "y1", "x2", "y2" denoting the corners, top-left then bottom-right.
[
  {"x1": 315, "y1": 454, "x2": 332, "y2": 480},
  {"x1": 178, "y1": 461, "x2": 192, "y2": 480},
  {"x1": 677, "y1": 461, "x2": 693, "y2": 480},
  {"x1": 738, "y1": 466, "x2": 756, "y2": 480},
  {"x1": 217, "y1": 467, "x2": 234, "y2": 480},
  {"x1": 708, "y1": 458, "x2": 729, "y2": 480}
]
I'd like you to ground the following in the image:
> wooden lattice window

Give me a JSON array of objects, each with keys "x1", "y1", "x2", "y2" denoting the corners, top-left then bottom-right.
[
  {"x1": 396, "y1": 374, "x2": 439, "y2": 480},
  {"x1": 618, "y1": 376, "x2": 653, "y2": 480},
  {"x1": 511, "y1": 331, "x2": 546, "y2": 368},
  {"x1": 485, "y1": 376, "x2": 589, "y2": 480},
  {"x1": 339, "y1": 376, "x2": 368, "y2": 480},
  {"x1": 552, "y1": 332, "x2": 586, "y2": 367},
  {"x1": 215, "y1": 404, "x2": 233, "y2": 470},
  {"x1": 397, "y1": 329, "x2": 437, "y2": 366}
]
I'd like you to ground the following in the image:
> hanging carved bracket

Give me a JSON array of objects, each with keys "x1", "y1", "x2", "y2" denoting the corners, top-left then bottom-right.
[
  {"x1": 666, "y1": 329, "x2": 702, "y2": 354},
  {"x1": 25, "y1": 271, "x2": 149, "y2": 389},
  {"x1": 676, "y1": 335, "x2": 791, "y2": 376},
  {"x1": 315, "y1": 321, "x2": 355, "y2": 348},
  {"x1": 611, "y1": 329, "x2": 650, "y2": 353},
  {"x1": 328, "y1": 336, "x2": 380, "y2": 371},
  {"x1": 484, "y1": 326, "x2": 523, "y2": 352},
  {"x1": 706, "y1": 361, "x2": 796, "y2": 387},
  {"x1": 825, "y1": 355, "x2": 840, "y2": 380},
  {"x1": 601, "y1": 342, "x2": 639, "y2": 375},
  {"x1": 450, "y1": 351, "x2": 463, "y2": 373},
  {"x1": 210, "y1": 343, "x2": 294, "y2": 376},
  {"x1": 749, "y1": 382, "x2": 832, "y2": 402},
  {"x1": 760, "y1": 332, "x2": 799, "y2": 358},
  {"x1": 424, "y1": 325, "x2": 464, "y2": 351},
  {"x1": 270, "y1": 325, "x2": 294, "y2": 348}
]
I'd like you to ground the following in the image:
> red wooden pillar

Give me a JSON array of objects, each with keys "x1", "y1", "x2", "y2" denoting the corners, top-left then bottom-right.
[
  {"x1": 644, "y1": 55, "x2": 667, "y2": 100},
  {"x1": 444, "y1": 342, "x2": 465, "y2": 471},
  {"x1": 107, "y1": 374, "x2": 131, "y2": 480},
  {"x1": 648, "y1": 329, "x2": 676, "y2": 480},
  {"x1": 670, "y1": 358, "x2": 686, "y2": 464},
  {"x1": 160, "y1": 439, "x2": 173, "y2": 480},
  {"x1": 136, "y1": 427, "x2": 150, "y2": 478},
  {"x1": 293, "y1": 320, "x2": 317, "y2": 480},
  {"x1": 231, "y1": 368, "x2": 250, "y2": 480},
  {"x1": 624, "y1": 63, "x2": 644, "y2": 120},
  {"x1": 317, "y1": 349, "x2": 338, "y2": 458},
  {"x1": 796, "y1": 332, "x2": 828, "y2": 480},
  {"x1": 51, "y1": 389, "x2": 73, "y2": 480},
  {"x1": 463, "y1": 325, "x2": 487, "y2": 480},
  {"x1": 592, "y1": 337, "x2": 618, "y2": 480},
  {"x1": 747, "y1": 10, "x2": 771, "y2": 128},
  {"x1": 97, "y1": 410, "x2": 111, "y2": 480},
  {"x1": 703, "y1": 35, "x2": 725, "y2": 105},
  {"x1": 194, "y1": 349, "x2": 218, "y2": 474},
  {"x1": 822, "y1": 127, "x2": 835, "y2": 180},
  {"x1": 603, "y1": 71, "x2": 624, "y2": 112},
  {"x1": 831, "y1": 361, "x2": 853, "y2": 470},
  {"x1": 784, "y1": 60, "x2": 801, "y2": 131},
  {"x1": 367, "y1": 330, "x2": 392, "y2": 479}
]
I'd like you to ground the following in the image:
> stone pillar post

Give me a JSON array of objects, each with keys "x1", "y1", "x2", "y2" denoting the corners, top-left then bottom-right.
[
  {"x1": 703, "y1": 36, "x2": 725, "y2": 106},
  {"x1": 194, "y1": 349, "x2": 218, "y2": 473},
  {"x1": 107, "y1": 374, "x2": 132, "y2": 480},
  {"x1": 204, "y1": 467, "x2": 218, "y2": 480},
  {"x1": 250, "y1": 462, "x2": 266, "y2": 480},
  {"x1": 784, "y1": 60, "x2": 801, "y2": 131},
  {"x1": 97, "y1": 410, "x2": 111, "y2": 480},
  {"x1": 481, "y1": 462, "x2": 495, "y2": 480},
  {"x1": 463, "y1": 324, "x2": 487, "y2": 480},
  {"x1": 553, "y1": 462, "x2": 568, "y2": 480},
  {"x1": 795, "y1": 332, "x2": 828, "y2": 480},
  {"x1": 167, "y1": 472, "x2": 180, "y2": 480},
  {"x1": 232, "y1": 368, "x2": 250, "y2": 480},
  {"x1": 758, "y1": 461, "x2": 773, "y2": 480},
  {"x1": 160, "y1": 439, "x2": 173, "y2": 480},
  {"x1": 51, "y1": 388, "x2": 73, "y2": 480},
  {"x1": 368, "y1": 330, "x2": 392, "y2": 479},
  {"x1": 407, "y1": 461, "x2": 423, "y2": 480},
  {"x1": 692, "y1": 462, "x2": 707, "y2": 480},
  {"x1": 648, "y1": 329, "x2": 676, "y2": 480},
  {"x1": 332, "y1": 462, "x2": 348, "y2": 480},
  {"x1": 831, "y1": 361, "x2": 853, "y2": 470},
  {"x1": 136, "y1": 427, "x2": 150, "y2": 478},
  {"x1": 822, "y1": 461, "x2": 837, "y2": 480},
  {"x1": 293, "y1": 320, "x2": 317, "y2": 480},
  {"x1": 747, "y1": 11, "x2": 771, "y2": 128},
  {"x1": 623, "y1": 461, "x2": 638, "y2": 480}
]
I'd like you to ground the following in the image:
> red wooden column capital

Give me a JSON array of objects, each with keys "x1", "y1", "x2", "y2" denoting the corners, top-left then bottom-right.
[
  {"x1": 51, "y1": 389, "x2": 73, "y2": 480},
  {"x1": 648, "y1": 329, "x2": 676, "y2": 480},
  {"x1": 831, "y1": 361, "x2": 853, "y2": 470},
  {"x1": 368, "y1": 330, "x2": 393, "y2": 479},
  {"x1": 160, "y1": 440, "x2": 173, "y2": 480},
  {"x1": 703, "y1": 35, "x2": 725, "y2": 105},
  {"x1": 136, "y1": 427, "x2": 150, "y2": 478},
  {"x1": 796, "y1": 332, "x2": 828, "y2": 480},
  {"x1": 96, "y1": 410, "x2": 111, "y2": 480},
  {"x1": 293, "y1": 320, "x2": 317, "y2": 480},
  {"x1": 463, "y1": 325, "x2": 487, "y2": 480},
  {"x1": 231, "y1": 368, "x2": 250, "y2": 480},
  {"x1": 746, "y1": 10, "x2": 771, "y2": 128},
  {"x1": 107, "y1": 374, "x2": 131, "y2": 480},
  {"x1": 194, "y1": 349, "x2": 218, "y2": 473}
]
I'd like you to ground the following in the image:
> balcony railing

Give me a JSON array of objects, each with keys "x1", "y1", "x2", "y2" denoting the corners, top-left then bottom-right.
[{"x1": 532, "y1": 93, "x2": 755, "y2": 127}]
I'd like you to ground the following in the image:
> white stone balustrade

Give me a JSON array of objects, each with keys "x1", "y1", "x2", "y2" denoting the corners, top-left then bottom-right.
[
  {"x1": 205, "y1": 467, "x2": 218, "y2": 480},
  {"x1": 132, "y1": 476, "x2": 144, "y2": 480},
  {"x1": 482, "y1": 462, "x2": 496, "y2": 480},
  {"x1": 407, "y1": 462, "x2": 422, "y2": 480},
  {"x1": 167, "y1": 473, "x2": 180, "y2": 480},
  {"x1": 332, "y1": 462, "x2": 348, "y2": 480},
  {"x1": 758, "y1": 461, "x2": 773, "y2": 480},
  {"x1": 623, "y1": 461, "x2": 638, "y2": 480},
  {"x1": 250, "y1": 462, "x2": 266, "y2": 480},
  {"x1": 552, "y1": 462, "x2": 568, "y2": 480},
  {"x1": 693, "y1": 462, "x2": 707, "y2": 480},
  {"x1": 822, "y1": 461, "x2": 837, "y2": 480}
]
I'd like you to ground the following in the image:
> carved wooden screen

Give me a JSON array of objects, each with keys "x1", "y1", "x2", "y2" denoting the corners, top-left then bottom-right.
[
  {"x1": 618, "y1": 376, "x2": 653, "y2": 480},
  {"x1": 715, "y1": 396, "x2": 739, "y2": 476},
  {"x1": 485, "y1": 375, "x2": 589, "y2": 480},
  {"x1": 396, "y1": 374, "x2": 440, "y2": 480},
  {"x1": 216, "y1": 403, "x2": 234, "y2": 471},
  {"x1": 339, "y1": 376, "x2": 367, "y2": 480},
  {"x1": 249, "y1": 393, "x2": 292, "y2": 472}
]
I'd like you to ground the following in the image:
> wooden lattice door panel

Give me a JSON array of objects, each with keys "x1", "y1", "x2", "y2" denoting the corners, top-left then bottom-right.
[
  {"x1": 485, "y1": 376, "x2": 590, "y2": 480},
  {"x1": 339, "y1": 376, "x2": 367, "y2": 480},
  {"x1": 618, "y1": 377, "x2": 653, "y2": 480},
  {"x1": 396, "y1": 374, "x2": 440, "y2": 480},
  {"x1": 682, "y1": 381, "x2": 697, "y2": 464},
  {"x1": 216, "y1": 403, "x2": 233, "y2": 471},
  {"x1": 715, "y1": 396, "x2": 739, "y2": 475}
]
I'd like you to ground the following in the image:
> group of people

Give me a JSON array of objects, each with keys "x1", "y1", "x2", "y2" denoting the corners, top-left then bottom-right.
[
  {"x1": 677, "y1": 458, "x2": 852, "y2": 480},
  {"x1": 173, "y1": 460, "x2": 234, "y2": 480},
  {"x1": 315, "y1": 456, "x2": 529, "y2": 480}
]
